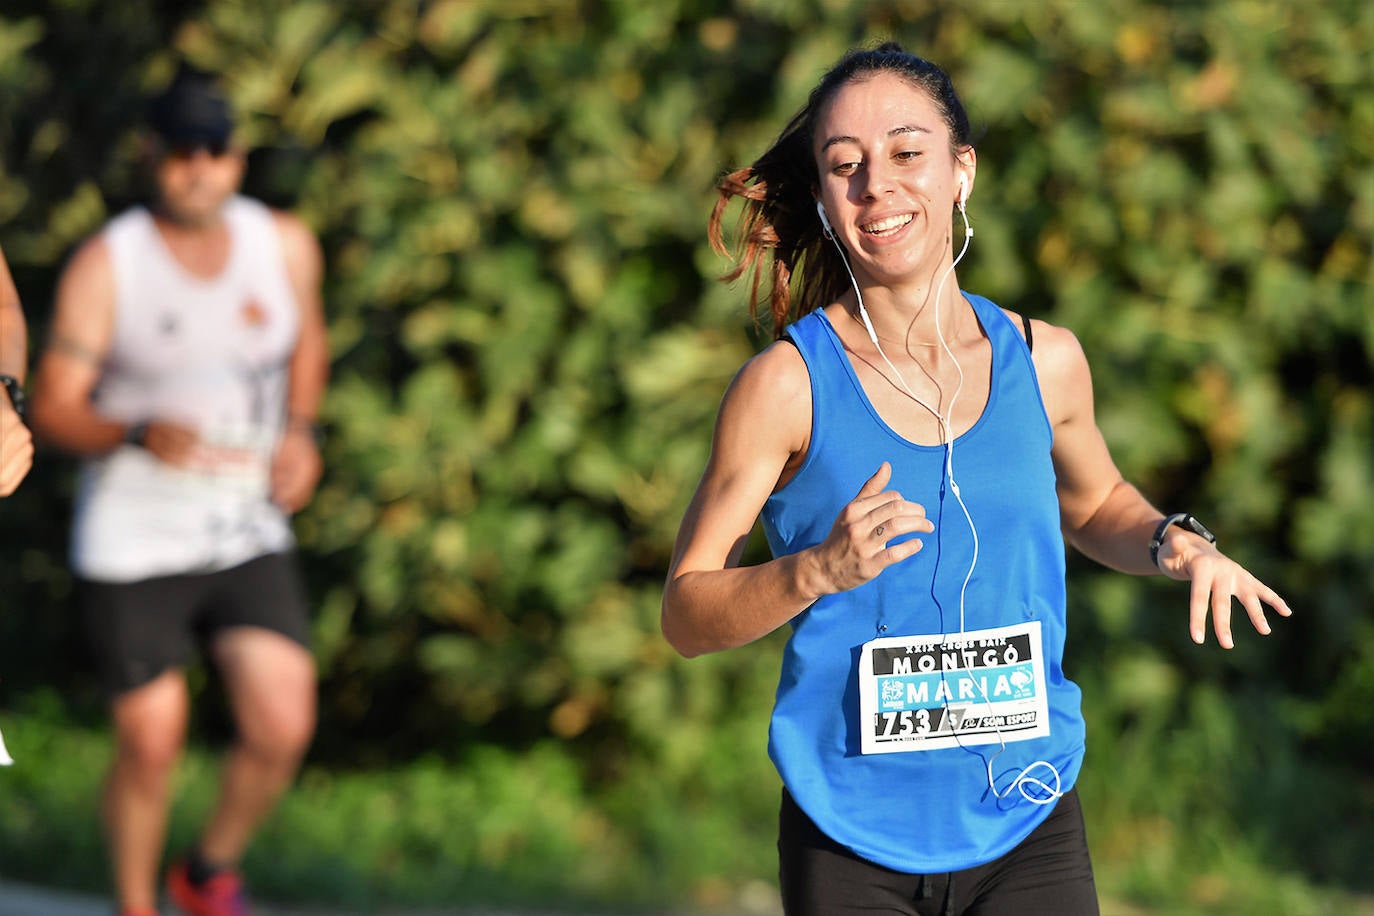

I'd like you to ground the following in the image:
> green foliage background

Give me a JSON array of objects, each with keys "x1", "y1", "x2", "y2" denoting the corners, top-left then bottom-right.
[{"x1": 0, "y1": 0, "x2": 1372, "y2": 912}]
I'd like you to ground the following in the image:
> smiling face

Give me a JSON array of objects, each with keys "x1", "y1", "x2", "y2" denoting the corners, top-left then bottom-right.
[{"x1": 813, "y1": 71, "x2": 975, "y2": 287}]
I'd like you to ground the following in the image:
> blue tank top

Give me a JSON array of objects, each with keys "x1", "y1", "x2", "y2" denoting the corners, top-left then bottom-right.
[{"x1": 761, "y1": 294, "x2": 1085, "y2": 873}]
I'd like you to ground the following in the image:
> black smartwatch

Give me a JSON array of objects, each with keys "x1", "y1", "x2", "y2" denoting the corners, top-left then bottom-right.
[
  {"x1": 1149, "y1": 513, "x2": 1216, "y2": 569},
  {"x1": 0, "y1": 374, "x2": 24, "y2": 421}
]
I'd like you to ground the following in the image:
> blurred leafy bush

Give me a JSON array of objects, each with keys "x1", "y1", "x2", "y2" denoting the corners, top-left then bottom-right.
[{"x1": 1, "y1": 0, "x2": 1372, "y2": 910}]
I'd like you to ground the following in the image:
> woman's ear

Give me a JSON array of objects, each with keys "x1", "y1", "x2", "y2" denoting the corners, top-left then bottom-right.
[{"x1": 955, "y1": 147, "x2": 977, "y2": 207}]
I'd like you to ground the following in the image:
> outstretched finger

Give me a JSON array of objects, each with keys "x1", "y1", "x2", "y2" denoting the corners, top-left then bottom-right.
[
  {"x1": 1210, "y1": 586, "x2": 1235, "y2": 650},
  {"x1": 1238, "y1": 590, "x2": 1271, "y2": 637},
  {"x1": 1244, "y1": 579, "x2": 1293, "y2": 633},
  {"x1": 1188, "y1": 573, "x2": 1213, "y2": 646},
  {"x1": 1260, "y1": 583, "x2": 1293, "y2": 618}
]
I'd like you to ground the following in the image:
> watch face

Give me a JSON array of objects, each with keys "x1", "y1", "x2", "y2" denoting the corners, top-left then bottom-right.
[{"x1": 1185, "y1": 515, "x2": 1216, "y2": 543}]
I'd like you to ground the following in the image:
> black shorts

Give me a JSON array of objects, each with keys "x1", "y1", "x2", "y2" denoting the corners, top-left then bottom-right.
[
  {"x1": 778, "y1": 786, "x2": 1099, "y2": 916},
  {"x1": 81, "y1": 552, "x2": 311, "y2": 697}
]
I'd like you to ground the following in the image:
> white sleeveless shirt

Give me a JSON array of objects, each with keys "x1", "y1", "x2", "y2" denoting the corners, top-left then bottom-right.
[{"x1": 71, "y1": 196, "x2": 300, "y2": 581}]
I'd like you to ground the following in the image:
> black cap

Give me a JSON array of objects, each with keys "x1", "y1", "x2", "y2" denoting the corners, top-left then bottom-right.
[{"x1": 148, "y1": 66, "x2": 234, "y2": 149}]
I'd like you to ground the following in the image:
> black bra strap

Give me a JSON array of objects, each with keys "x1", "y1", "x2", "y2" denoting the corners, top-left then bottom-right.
[{"x1": 1021, "y1": 313, "x2": 1034, "y2": 353}]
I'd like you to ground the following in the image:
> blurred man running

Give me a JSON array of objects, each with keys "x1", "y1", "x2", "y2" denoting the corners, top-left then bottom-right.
[{"x1": 29, "y1": 66, "x2": 328, "y2": 916}]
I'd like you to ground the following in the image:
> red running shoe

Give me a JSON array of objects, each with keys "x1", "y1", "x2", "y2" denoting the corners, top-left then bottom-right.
[{"x1": 165, "y1": 860, "x2": 252, "y2": 916}]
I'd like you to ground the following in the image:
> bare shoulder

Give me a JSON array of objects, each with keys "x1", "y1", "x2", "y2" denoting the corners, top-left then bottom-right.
[
  {"x1": 725, "y1": 337, "x2": 810, "y2": 420},
  {"x1": 1030, "y1": 318, "x2": 1088, "y2": 368},
  {"x1": 736, "y1": 336, "x2": 807, "y2": 391},
  {"x1": 61, "y1": 233, "x2": 114, "y2": 286},
  {"x1": 267, "y1": 208, "x2": 323, "y2": 294},
  {"x1": 716, "y1": 336, "x2": 812, "y2": 456},
  {"x1": 268, "y1": 208, "x2": 314, "y2": 239},
  {"x1": 268, "y1": 209, "x2": 321, "y2": 258},
  {"x1": 1028, "y1": 318, "x2": 1093, "y2": 427},
  {"x1": 54, "y1": 234, "x2": 117, "y2": 323},
  {"x1": 998, "y1": 308, "x2": 1093, "y2": 425}
]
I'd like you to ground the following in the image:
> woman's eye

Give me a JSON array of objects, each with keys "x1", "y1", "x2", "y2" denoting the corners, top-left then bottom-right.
[
  {"x1": 832, "y1": 161, "x2": 859, "y2": 176},
  {"x1": 896, "y1": 149, "x2": 922, "y2": 162}
]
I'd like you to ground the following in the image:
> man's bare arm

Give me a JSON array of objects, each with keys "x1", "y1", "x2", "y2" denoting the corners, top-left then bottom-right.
[
  {"x1": 0, "y1": 246, "x2": 25, "y2": 382},
  {"x1": 27, "y1": 237, "x2": 129, "y2": 455}
]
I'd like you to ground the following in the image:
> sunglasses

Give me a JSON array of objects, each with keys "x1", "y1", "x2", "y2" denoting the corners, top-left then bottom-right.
[{"x1": 165, "y1": 140, "x2": 232, "y2": 159}]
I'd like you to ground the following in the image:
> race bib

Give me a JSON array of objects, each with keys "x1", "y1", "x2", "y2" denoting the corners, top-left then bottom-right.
[
  {"x1": 858, "y1": 621, "x2": 1051, "y2": 755},
  {"x1": 188, "y1": 421, "x2": 276, "y2": 495}
]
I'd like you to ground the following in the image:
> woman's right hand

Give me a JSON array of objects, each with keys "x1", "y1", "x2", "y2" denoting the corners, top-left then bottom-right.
[{"x1": 804, "y1": 462, "x2": 934, "y2": 596}]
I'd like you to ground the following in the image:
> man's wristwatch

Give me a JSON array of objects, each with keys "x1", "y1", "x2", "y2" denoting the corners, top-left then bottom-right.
[
  {"x1": 0, "y1": 374, "x2": 25, "y2": 420},
  {"x1": 1149, "y1": 513, "x2": 1217, "y2": 569},
  {"x1": 287, "y1": 415, "x2": 325, "y2": 446}
]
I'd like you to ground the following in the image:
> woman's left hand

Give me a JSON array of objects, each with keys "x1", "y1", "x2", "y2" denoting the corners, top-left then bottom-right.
[{"x1": 1157, "y1": 540, "x2": 1293, "y2": 648}]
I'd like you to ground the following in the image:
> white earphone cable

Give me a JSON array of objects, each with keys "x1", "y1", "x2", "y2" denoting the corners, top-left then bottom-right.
[
  {"x1": 829, "y1": 206, "x2": 976, "y2": 629},
  {"x1": 824, "y1": 199, "x2": 1062, "y2": 806}
]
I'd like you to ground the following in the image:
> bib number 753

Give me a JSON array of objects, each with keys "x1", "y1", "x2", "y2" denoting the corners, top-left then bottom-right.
[{"x1": 878, "y1": 709, "x2": 931, "y2": 737}]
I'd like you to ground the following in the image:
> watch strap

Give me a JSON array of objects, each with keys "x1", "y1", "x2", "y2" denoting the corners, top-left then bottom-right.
[
  {"x1": 0, "y1": 374, "x2": 24, "y2": 420},
  {"x1": 1150, "y1": 512, "x2": 1217, "y2": 569}
]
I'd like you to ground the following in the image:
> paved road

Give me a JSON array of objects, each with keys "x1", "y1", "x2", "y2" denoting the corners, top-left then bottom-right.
[
  {"x1": 0, "y1": 879, "x2": 780, "y2": 916},
  {"x1": 0, "y1": 882, "x2": 98, "y2": 916},
  {"x1": 0, "y1": 881, "x2": 381, "y2": 916},
  {"x1": 0, "y1": 880, "x2": 617, "y2": 916}
]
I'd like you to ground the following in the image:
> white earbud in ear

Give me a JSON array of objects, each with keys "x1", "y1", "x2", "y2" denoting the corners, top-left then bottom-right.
[
  {"x1": 957, "y1": 174, "x2": 970, "y2": 209},
  {"x1": 815, "y1": 200, "x2": 833, "y2": 237}
]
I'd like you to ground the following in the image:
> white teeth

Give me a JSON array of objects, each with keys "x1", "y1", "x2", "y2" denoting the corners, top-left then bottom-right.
[{"x1": 861, "y1": 213, "x2": 913, "y2": 234}]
